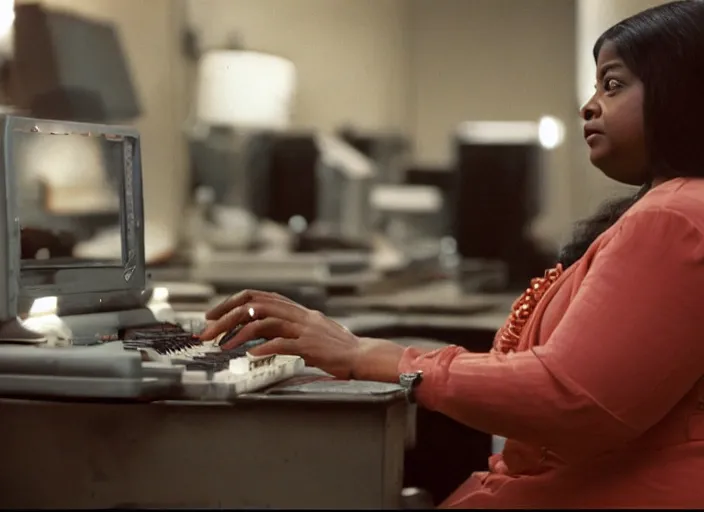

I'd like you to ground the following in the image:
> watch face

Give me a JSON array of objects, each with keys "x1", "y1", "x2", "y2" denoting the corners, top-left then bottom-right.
[{"x1": 400, "y1": 371, "x2": 423, "y2": 387}]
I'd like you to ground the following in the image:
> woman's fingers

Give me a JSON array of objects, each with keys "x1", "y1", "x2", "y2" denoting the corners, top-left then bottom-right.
[
  {"x1": 206, "y1": 289, "x2": 297, "y2": 321},
  {"x1": 200, "y1": 300, "x2": 308, "y2": 340},
  {"x1": 220, "y1": 318, "x2": 301, "y2": 350},
  {"x1": 247, "y1": 337, "x2": 299, "y2": 357}
]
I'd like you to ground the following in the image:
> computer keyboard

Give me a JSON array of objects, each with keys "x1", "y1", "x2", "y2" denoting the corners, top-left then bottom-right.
[
  {"x1": 0, "y1": 322, "x2": 303, "y2": 401},
  {"x1": 119, "y1": 322, "x2": 303, "y2": 400},
  {"x1": 121, "y1": 322, "x2": 261, "y2": 372}
]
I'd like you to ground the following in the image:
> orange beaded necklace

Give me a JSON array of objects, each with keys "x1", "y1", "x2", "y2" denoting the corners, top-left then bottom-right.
[{"x1": 496, "y1": 264, "x2": 564, "y2": 354}]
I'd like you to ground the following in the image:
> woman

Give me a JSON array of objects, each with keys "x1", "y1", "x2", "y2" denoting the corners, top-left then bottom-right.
[{"x1": 200, "y1": 1, "x2": 704, "y2": 507}]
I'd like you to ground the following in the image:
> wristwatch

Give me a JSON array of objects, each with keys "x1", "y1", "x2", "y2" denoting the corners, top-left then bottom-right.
[{"x1": 399, "y1": 370, "x2": 424, "y2": 403}]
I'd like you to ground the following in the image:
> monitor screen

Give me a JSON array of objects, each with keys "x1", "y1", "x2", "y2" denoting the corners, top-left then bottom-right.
[
  {"x1": 260, "y1": 133, "x2": 319, "y2": 226},
  {"x1": 453, "y1": 142, "x2": 541, "y2": 261},
  {"x1": 0, "y1": 116, "x2": 145, "y2": 320},
  {"x1": 15, "y1": 130, "x2": 122, "y2": 266}
]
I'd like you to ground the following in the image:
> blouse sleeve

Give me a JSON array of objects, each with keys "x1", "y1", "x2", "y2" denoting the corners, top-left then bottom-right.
[{"x1": 399, "y1": 208, "x2": 704, "y2": 462}]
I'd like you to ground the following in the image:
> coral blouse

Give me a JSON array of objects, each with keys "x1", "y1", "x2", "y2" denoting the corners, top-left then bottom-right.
[{"x1": 399, "y1": 177, "x2": 704, "y2": 508}]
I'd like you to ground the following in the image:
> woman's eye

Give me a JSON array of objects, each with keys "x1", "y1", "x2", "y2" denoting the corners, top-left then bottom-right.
[{"x1": 604, "y1": 78, "x2": 622, "y2": 91}]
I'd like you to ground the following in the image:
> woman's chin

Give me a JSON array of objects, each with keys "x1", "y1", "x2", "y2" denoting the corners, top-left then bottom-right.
[
  {"x1": 587, "y1": 144, "x2": 610, "y2": 166},
  {"x1": 588, "y1": 156, "x2": 611, "y2": 176}
]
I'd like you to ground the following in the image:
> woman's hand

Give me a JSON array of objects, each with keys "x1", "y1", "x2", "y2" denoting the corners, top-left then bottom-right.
[{"x1": 199, "y1": 290, "x2": 405, "y2": 380}]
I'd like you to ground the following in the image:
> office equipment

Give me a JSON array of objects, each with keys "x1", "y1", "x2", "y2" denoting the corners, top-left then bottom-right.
[
  {"x1": 10, "y1": 3, "x2": 180, "y2": 265},
  {"x1": 258, "y1": 132, "x2": 318, "y2": 228},
  {"x1": 338, "y1": 126, "x2": 410, "y2": 184},
  {"x1": 370, "y1": 184, "x2": 444, "y2": 249},
  {"x1": 404, "y1": 165, "x2": 455, "y2": 238},
  {"x1": 452, "y1": 121, "x2": 557, "y2": 291},
  {"x1": 230, "y1": 131, "x2": 375, "y2": 251},
  {"x1": 12, "y1": 3, "x2": 141, "y2": 122},
  {"x1": 185, "y1": 49, "x2": 297, "y2": 252},
  {"x1": 188, "y1": 129, "x2": 272, "y2": 251},
  {"x1": 314, "y1": 133, "x2": 375, "y2": 246},
  {"x1": 0, "y1": 115, "x2": 302, "y2": 400},
  {"x1": 189, "y1": 133, "x2": 379, "y2": 291},
  {"x1": 334, "y1": 130, "x2": 447, "y2": 274}
]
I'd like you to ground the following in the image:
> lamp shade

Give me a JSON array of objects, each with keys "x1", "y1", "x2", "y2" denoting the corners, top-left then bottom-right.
[{"x1": 195, "y1": 50, "x2": 296, "y2": 130}]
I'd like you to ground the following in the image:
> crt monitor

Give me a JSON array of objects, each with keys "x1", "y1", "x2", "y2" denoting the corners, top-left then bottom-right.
[
  {"x1": 0, "y1": 115, "x2": 146, "y2": 323},
  {"x1": 404, "y1": 165, "x2": 455, "y2": 237},
  {"x1": 12, "y1": 3, "x2": 141, "y2": 122},
  {"x1": 258, "y1": 133, "x2": 319, "y2": 227},
  {"x1": 453, "y1": 143, "x2": 541, "y2": 261},
  {"x1": 452, "y1": 121, "x2": 553, "y2": 289}
]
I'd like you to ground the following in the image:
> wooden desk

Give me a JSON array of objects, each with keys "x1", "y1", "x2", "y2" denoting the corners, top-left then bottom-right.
[{"x1": 0, "y1": 382, "x2": 411, "y2": 509}]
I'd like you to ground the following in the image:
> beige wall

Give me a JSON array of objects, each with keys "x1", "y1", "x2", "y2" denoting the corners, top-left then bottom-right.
[
  {"x1": 15, "y1": 0, "x2": 189, "y2": 238},
  {"x1": 407, "y1": 0, "x2": 576, "y2": 244},
  {"x1": 408, "y1": 0, "x2": 575, "y2": 166},
  {"x1": 187, "y1": 0, "x2": 412, "y2": 134}
]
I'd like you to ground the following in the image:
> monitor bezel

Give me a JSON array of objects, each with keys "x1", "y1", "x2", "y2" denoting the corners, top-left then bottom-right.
[{"x1": 0, "y1": 115, "x2": 146, "y2": 320}]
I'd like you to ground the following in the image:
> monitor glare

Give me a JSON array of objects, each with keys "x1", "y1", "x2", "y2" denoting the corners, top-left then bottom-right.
[
  {"x1": 0, "y1": 116, "x2": 145, "y2": 321},
  {"x1": 13, "y1": 3, "x2": 142, "y2": 122}
]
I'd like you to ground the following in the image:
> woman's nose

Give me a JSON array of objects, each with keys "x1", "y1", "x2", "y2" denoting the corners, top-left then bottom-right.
[{"x1": 580, "y1": 96, "x2": 601, "y2": 121}]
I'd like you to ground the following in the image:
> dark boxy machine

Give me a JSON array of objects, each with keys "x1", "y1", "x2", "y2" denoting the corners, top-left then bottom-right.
[
  {"x1": 0, "y1": 116, "x2": 412, "y2": 508},
  {"x1": 12, "y1": 2, "x2": 142, "y2": 122},
  {"x1": 452, "y1": 123, "x2": 557, "y2": 292}
]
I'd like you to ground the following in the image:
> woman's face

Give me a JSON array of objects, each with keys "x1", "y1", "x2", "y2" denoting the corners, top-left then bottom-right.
[{"x1": 581, "y1": 42, "x2": 649, "y2": 186}]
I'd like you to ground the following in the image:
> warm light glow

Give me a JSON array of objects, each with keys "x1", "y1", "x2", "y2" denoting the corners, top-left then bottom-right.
[
  {"x1": 146, "y1": 286, "x2": 176, "y2": 324},
  {"x1": 0, "y1": 0, "x2": 13, "y2": 37},
  {"x1": 0, "y1": 0, "x2": 13, "y2": 56},
  {"x1": 29, "y1": 296, "x2": 58, "y2": 317},
  {"x1": 150, "y1": 286, "x2": 170, "y2": 304},
  {"x1": 538, "y1": 116, "x2": 565, "y2": 150},
  {"x1": 195, "y1": 50, "x2": 297, "y2": 130}
]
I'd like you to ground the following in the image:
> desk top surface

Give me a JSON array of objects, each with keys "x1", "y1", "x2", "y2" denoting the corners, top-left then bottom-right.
[{"x1": 326, "y1": 280, "x2": 512, "y2": 314}]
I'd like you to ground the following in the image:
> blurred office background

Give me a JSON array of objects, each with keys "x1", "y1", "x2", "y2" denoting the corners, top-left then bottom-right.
[{"x1": 5, "y1": 0, "x2": 667, "y2": 284}]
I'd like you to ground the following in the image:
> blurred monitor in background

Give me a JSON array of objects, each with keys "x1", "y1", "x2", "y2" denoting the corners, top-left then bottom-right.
[
  {"x1": 452, "y1": 121, "x2": 557, "y2": 291},
  {"x1": 404, "y1": 165, "x2": 455, "y2": 238},
  {"x1": 12, "y1": 2, "x2": 141, "y2": 123}
]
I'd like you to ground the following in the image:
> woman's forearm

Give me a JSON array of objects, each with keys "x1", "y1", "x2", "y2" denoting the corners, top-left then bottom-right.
[{"x1": 351, "y1": 337, "x2": 418, "y2": 382}]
